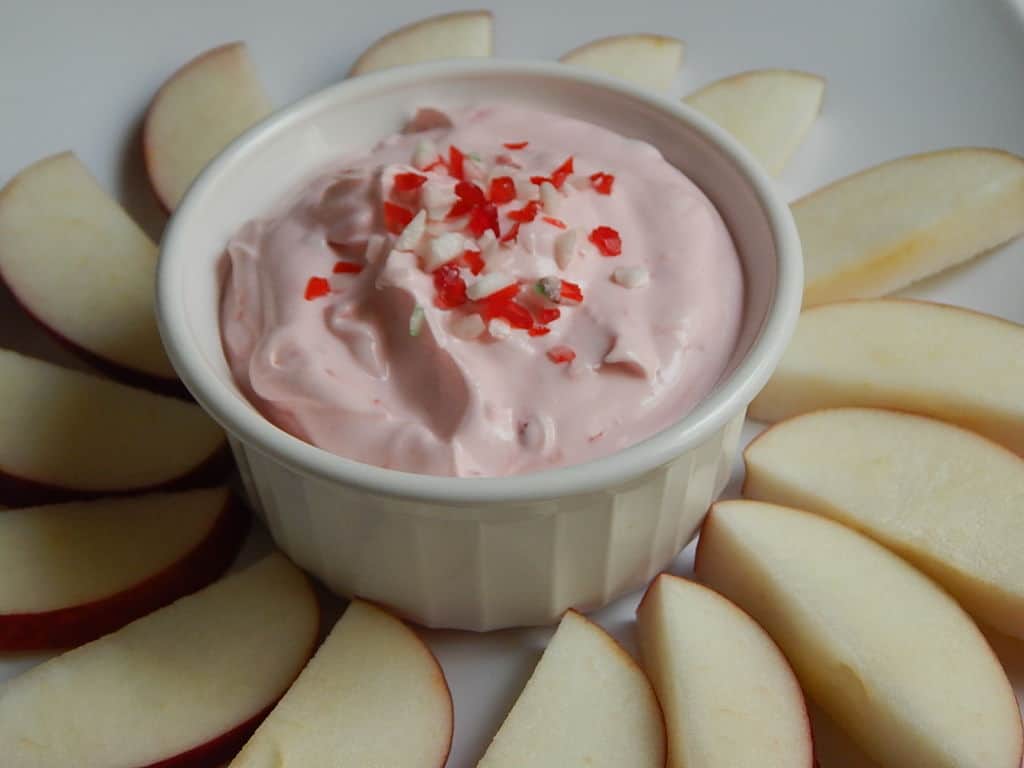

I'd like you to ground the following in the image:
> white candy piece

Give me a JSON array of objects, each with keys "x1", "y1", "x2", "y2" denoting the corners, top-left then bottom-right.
[
  {"x1": 539, "y1": 181, "x2": 561, "y2": 215},
  {"x1": 488, "y1": 318, "x2": 512, "y2": 339},
  {"x1": 422, "y1": 184, "x2": 457, "y2": 221},
  {"x1": 613, "y1": 266, "x2": 650, "y2": 289},
  {"x1": 554, "y1": 229, "x2": 580, "y2": 270},
  {"x1": 452, "y1": 313, "x2": 486, "y2": 340},
  {"x1": 513, "y1": 174, "x2": 536, "y2": 200},
  {"x1": 412, "y1": 139, "x2": 439, "y2": 170},
  {"x1": 393, "y1": 210, "x2": 427, "y2": 252},
  {"x1": 424, "y1": 232, "x2": 464, "y2": 271},
  {"x1": 467, "y1": 272, "x2": 516, "y2": 301}
]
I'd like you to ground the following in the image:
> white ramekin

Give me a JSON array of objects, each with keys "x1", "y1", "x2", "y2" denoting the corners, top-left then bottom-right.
[{"x1": 157, "y1": 60, "x2": 802, "y2": 631}]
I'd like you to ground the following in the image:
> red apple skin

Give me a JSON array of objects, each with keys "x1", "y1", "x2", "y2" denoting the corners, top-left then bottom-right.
[
  {"x1": 0, "y1": 277, "x2": 187, "y2": 399},
  {"x1": 0, "y1": 495, "x2": 250, "y2": 651},
  {"x1": 0, "y1": 444, "x2": 233, "y2": 507}
]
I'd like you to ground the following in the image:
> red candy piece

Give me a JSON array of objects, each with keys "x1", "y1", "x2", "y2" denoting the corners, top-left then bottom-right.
[
  {"x1": 489, "y1": 176, "x2": 516, "y2": 204},
  {"x1": 547, "y1": 346, "x2": 576, "y2": 364},
  {"x1": 446, "y1": 198, "x2": 475, "y2": 219},
  {"x1": 481, "y1": 283, "x2": 520, "y2": 305},
  {"x1": 332, "y1": 261, "x2": 363, "y2": 274},
  {"x1": 433, "y1": 263, "x2": 468, "y2": 309},
  {"x1": 394, "y1": 172, "x2": 428, "y2": 192},
  {"x1": 589, "y1": 226, "x2": 622, "y2": 256},
  {"x1": 542, "y1": 216, "x2": 567, "y2": 229},
  {"x1": 528, "y1": 326, "x2": 551, "y2": 337},
  {"x1": 468, "y1": 202, "x2": 500, "y2": 238},
  {"x1": 486, "y1": 300, "x2": 533, "y2": 329},
  {"x1": 383, "y1": 201, "x2": 415, "y2": 234},
  {"x1": 551, "y1": 156, "x2": 574, "y2": 188},
  {"x1": 455, "y1": 180, "x2": 486, "y2": 204},
  {"x1": 448, "y1": 145, "x2": 466, "y2": 180},
  {"x1": 537, "y1": 307, "x2": 561, "y2": 324},
  {"x1": 590, "y1": 172, "x2": 615, "y2": 195},
  {"x1": 503, "y1": 141, "x2": 529, "y2": 150},
  {"x1": 500, "y1": 221, "x2": 521, "y2": 243},
  {"x1": 507, "y1": 200, "x2": 539, "y2": 223},
  {"x1": 422, "y1": 158, "x2": 447, "y2": 173},
  {"x1": 560, "y1": 280, "x2": 584, "y2": 303},
  {"x1": 529, "y1": 175, "x2": 551, "y2": 186},
  {"x1": 304, "y1": 276, "x2": 330, "y2": 300},
  {"x1": 495, "y1": 154, "x2": 523, "y2": 169},
  {"x1": 462, "y1": 249, "x2": 485, "y2": 276}
]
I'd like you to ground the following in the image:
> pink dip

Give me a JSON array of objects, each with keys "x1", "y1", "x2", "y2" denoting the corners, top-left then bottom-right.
[{"x1": 220, "y1": 104, "x2": 744, "y2": 476}]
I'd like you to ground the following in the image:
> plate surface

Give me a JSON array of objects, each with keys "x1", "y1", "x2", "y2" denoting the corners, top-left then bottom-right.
[{"x1": 2, "y1": 1, "x2": 1023, "y2": 765}]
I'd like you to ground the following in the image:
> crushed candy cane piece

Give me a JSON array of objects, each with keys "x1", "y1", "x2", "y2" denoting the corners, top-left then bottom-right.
[
  {"x1": 489, "y1": 176, "x2": 517, "y2": 204},
  {"x1": 554, "y1": 228, "x2": 579, "y2": 269},
  {"x1": 448, "y1": 145, "x2": 466, "y2": 180},
  {"x1": 394, "y1": 209, "x2": 427, "y2": 252},
  {"x1": 463, "y1": 248, "x2": 485, "y2": 275},
  {"x1": 551, "y1": 156, "x2": 574, "y2": 188},
  {"x1": 547, "y1": 346, "x2": 576, "y2": 364},
  {"x1": 467, "y1": 272, "x2": 516, "y2": 301},
  {"x1": 452, "y1": 313, "x2": 486, "y2": 340},
  {"x1": 394, "y1": 172, "x2": 428, "y2": 192},
  {"x1": 413, "y1": 140, "x2": 440, "y2": 170},
  {"x1": 537, "y1": 307, "x2": 561, "y2": 324},
  {"x1": 383, "y1": 202, "x2": 415, "y2": 235},
  {"x1": 590, "y1": 172, "x2": 615, "y2": 195},
  {"x1": 467, "y1": 202, "x2": 500, "y2": 239},
  {"x1": 539, "y1": 181, "x2": 560, "y2": 215},
  {"x1": 332, "y1": 261, "x2": 364, "y2": 274},
  {"x1": 503, "y1": 141, "x2": 529, "y2": 150},
  {"x1": 528, "y1": 326, "x2": 551, "y2": 337},
  {"x1": 304, "y1": 276, "x2": 330, "y2": 300},
  {"x1": 488, "y1": 318, "x2": 512, "y2": 339},
  {"x1": 542, "y1": 216, "x2": 567, "y2": 229},
  {"x1": 589, "y1": 225, "x2": 622, "y2": 256},
  {"x1": 613, "y1": 266, "x2": 650, "y2": 289},
  {"x1": 507, "y1": 200, "x2": 539, "y2": 223},
  {"x1": 433, "y1": 263, "x2": 468, "y2": 308},
  {"x1": 408, "y1": 305, "x2": 425, "y2": 336},
  {"x1": 425, "y1": 232, "x2": 465, "y2": 271}
]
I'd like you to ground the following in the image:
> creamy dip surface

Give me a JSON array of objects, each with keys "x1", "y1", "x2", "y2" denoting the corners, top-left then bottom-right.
[{"x1": 220, "y1": 103, "x2": 744, "y2": 476}]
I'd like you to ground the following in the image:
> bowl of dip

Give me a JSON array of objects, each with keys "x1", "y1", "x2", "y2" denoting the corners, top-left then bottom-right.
[{"x1": 157, "y1": 59, "x2": 802, "y2": 631}]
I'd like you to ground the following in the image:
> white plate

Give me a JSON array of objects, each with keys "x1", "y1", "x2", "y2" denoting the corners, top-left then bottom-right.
[{"x1": 2, "y1": 1, "x2": 1023, "y2": 765}]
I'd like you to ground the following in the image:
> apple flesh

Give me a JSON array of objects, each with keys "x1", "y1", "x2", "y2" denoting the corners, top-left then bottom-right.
[
  {"x1": 477, "y1": 609, "x2": 665, "y2": 768},
  {"x1": 144, "y1": 42, "x2": 271, "y2": 211},
  {"x1": 637, "y1": 573, "x2": 813, "y2": 768},
  {"x1": 748, "y1": 299, "x2": 1024, "y2": 454},
  {"x1": 349, "y1": 11, "x2": 493, "y2": 75},
  {"x1": 560, "y1": 34, "x2": 684, "y2": 92},
  {"x1": 793, "y1": 147, "x2": 1024, "y2": 306},
  {"x1": 684, "y1": 69, "x2": 824, "y2": 175},
  {"x1": 0, "y1": 486, "x2": 248, "y2": 650},
  {"x1": 0, "y1": 349, "x2": 227, "y2": 506},
  {"x1": 0, "y1": 553, "x2": 320, "y2": 768},
  {"x1": 744, "y1": 406, "x2": 1024, "y2": 639},
  {"x1": 230, "y1": 599, "x2": 452, "y2": 767},
  {"x1": 0, "y1": 152, "x2": 177, "y2": 388},
  {"x1": 696, "y1": 500, "x2": 1023, "y2": 768}
]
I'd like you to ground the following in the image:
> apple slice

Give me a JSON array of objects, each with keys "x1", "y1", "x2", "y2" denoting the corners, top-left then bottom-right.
[
  {"x1": 637, "y1": 574, "x2": 813, "y2": 768},
  {"x1": 0, "y1": 553, "x2": 319, "y2": 768},
  {"x1": 684, "y1": 69, "x2": 824, "y2": 175},
  {"x1": 477, "y1": 610, "x2": 665, "y2": 768},
  {"x1": 230, "y1": 599, "x2": 452, "y2": 767},
  {"x1": 0, "y1": 486, "x2": 248, "y2": 651},
  {"x1": 748, "y1": 299, "x2": 1024, "y2": 453},
  {"x1": 0, "y1": 349, "x2": 228, "y2": 506},
  {"x1": 696, "y1": 500, "x2": 1023, "y2": 768},
  {"x1": 144, "y1": 42, "x2": 271, "y2": 211},
  {"x1": 794, "y1": 148, "x2": 1024, "y2": 306},
  {"x1": 744, "y1": 407, "x2": 1024, "y2": 639},
  {"x1": 560, "y1": 34, "x2": 684, "y2": 92},
  {"x1": 0, "y1": 152, "x2": 177, "y2": 389},
  {"x1": 349, "y1": 11, "x2": 493, "y2": 76}
]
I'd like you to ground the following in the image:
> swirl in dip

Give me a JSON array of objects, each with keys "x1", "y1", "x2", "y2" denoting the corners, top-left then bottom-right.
[{"x1": 220, "y1": 104, "x2": 744, "y2": 477}]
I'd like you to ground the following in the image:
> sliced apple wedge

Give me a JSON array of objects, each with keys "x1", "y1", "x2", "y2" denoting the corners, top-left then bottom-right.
[
  {"x1": 744, "y1": 407, "x2": 1024, "y2": 639},
  {"x1": 748, "y1": 299, "x2": 1024, "y2": 453},
  {"x1": 144, "y1": 42, "x2": 271, "y2": 211},
  {"x1": 349, "y1": 11, "x2": 493, "y2": 76},
  {"x1": 560, "y1": 34, "x2": 684, "y2": 92},
  {"x1": 0, "y1": 152, "x2": 177, "y2": 388},
  {"x1": 794, "y1": 148, "x2": 1024, "y2": 306},
  {"x1": 0, "y1": 349, "x2": 227, "y2": 506},
  {"x1": 477, "y1": 610, "x2": 665, "y2": 768},
  {"x1": 0, "y1": 553, "x2": 319, "y2": 768},
  {"x1": 684, "y1": 69, "x2": 824, "y2": 175},
  {"x1": 637, "y1": 574, "x2": 813, "y2": 768},
  {"x1": 696, "y1": 500, "x2": 1023, "y2": 768},
  {"x1": 230, "y1": 599, "x2": 452, "y2": 767},
  {"x1": 0, "y1": 487, "x2": 247, "y2": 650}
]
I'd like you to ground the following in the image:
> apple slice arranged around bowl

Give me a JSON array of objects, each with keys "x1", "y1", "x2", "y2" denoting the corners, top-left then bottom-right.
[
  {"x1": 477, "y1": 610, "x2": 665, "y2": 768},
  {"x1": 749, "y1": 299, "x2": 1024, "y2": 454},
  {"x1": 349, "y1": 10, "x2": 493, "y2": 76},
  {"x1": 0, "y1": 152, "x2": 177, "y2": 391},
  {"x1": 559, "y1": 34, "x2": 684, "y2": 92},
  {"x1": 794, "y1": 148, "x2": 1024, "y2": 306},
  {"x1": 0, "y1": 349, "x2": 228, "y2": 506},
  {"x1": 229, "y1": 599, "x2": 452, "y2": 768},
  {"x1": 0, "y1": 486, "x2": 247, "y2": 651},
  {"x1": 144, "y1": 42, "x2": 271, "y2": 212},
  {"x1": 697, "y1": 500, "x2": 1024, "y2": 768},
  {"x1": 744, "y1": 407, "x2": 1024, "y2": 640},
  {"x1": 0, "y1": 553, "x2": 319, "y2": 768},
  {"x1": 637, "y1": 573, "x2": 813, "y2": 768}
]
